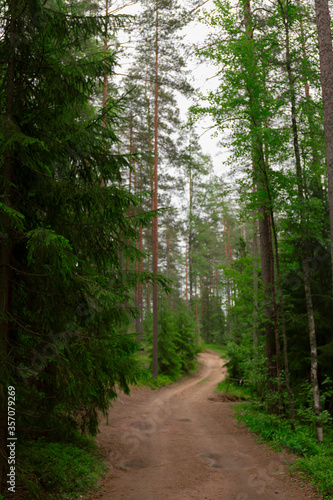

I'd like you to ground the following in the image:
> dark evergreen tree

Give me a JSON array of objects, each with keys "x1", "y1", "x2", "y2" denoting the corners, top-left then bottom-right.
[{"x1": 0, "y1": 0, "x2": 166, "y2": 491}]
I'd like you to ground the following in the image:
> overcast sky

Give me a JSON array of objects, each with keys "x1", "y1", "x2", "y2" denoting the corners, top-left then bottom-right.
[{"x1": 114, "y1": 0, "x2": 230, "y2": 177}]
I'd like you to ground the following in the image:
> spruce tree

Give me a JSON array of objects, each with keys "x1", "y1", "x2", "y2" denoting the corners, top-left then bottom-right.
[{"x1": 0, "y1": 0, "x2": 158, "y2": 491}]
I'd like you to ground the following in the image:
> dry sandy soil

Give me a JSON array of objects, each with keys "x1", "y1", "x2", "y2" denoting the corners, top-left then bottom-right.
[{"x1": 91, "y1": 351, "x2": 320, "y2": 500}]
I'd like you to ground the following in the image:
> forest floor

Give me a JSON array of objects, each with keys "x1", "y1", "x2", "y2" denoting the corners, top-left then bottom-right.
[{"x1": 90, "y1": 351, "x2": 320, "y2": 500}]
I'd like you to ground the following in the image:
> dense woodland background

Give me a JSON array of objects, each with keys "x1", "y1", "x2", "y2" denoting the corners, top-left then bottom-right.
[{"x1": 1, "y1": 0, "x2": 333, "y2": 497}]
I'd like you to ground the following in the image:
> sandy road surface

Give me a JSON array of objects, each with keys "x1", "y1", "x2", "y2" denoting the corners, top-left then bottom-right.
[{"x1": 92, "y1": 351, "x2": 319, "y2": 500}]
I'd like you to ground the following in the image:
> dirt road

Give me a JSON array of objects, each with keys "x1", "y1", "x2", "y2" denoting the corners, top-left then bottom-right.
[{"x1": 92, "y1": 351, "x2": 319, "y2": 500}]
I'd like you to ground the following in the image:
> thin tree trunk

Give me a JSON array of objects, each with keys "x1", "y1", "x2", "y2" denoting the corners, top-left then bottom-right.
[
  {"x1": 185, "y1": 231, "x2": 188, "y2": 305},
  {"x1": 224, "y1": 219, "x2": 231, "y2": 334},
  {"x1": 147, "y1": 283, "x2": 151, "y2": 310},
  {"x1": 243, "y1": 0, "x2": 277, "y2": 393},
  {"x1": 138, "y1": 161, "x2": 143, "y2": 337},
  {"x1": 166, "y1": 228, "x2": 170, "y2": 306},
  {"x1": 252, "y1": 171, "x2": 259, "y2": 345},
  {"x1": 271, "y1": 211, "x2": 296, "y2": 429},
  {"x1": 257, "y1": 176, "x2": 277, "y2": 393},
  {"x1": 313, "y1": 0, "x2": 333, "y2": 294},
  {"x1": 268, "y1": 212, "x2": 282, "y2": 401},
  {"x1": 195, "y1": 278, "x2": 200, "y2": 343},
  {"x1": 100, "y1": 0, "x2": 109, "y2": 188},
  {"x1": 126, "y1": 114, "x2": 133, "y2": 275},
  {"x1": 152, "y1": 4, "x2": 159, "y2": 380},
  {"x1": 227, "y1": 219, "x2": 233, "y2": 266},
  {"x1": 297, "y1": 4, "x2": 323, "y2": 198},
  {"x1": 189, "y1": 167, "x2": 193, "y2": 307},
  {"x1": 281, "y1": 2, "x2": 323, "y2": 440},
  {"x1": 134, "y1": 152, "x2": 141, "y2": 337}
]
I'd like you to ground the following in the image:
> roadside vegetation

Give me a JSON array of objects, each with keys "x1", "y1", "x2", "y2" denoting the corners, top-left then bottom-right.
[
  {"x1": 234, "y1": 403, "x2": 333, "y2": 499},
  {"x1": 208, "y1": 342, "x2": 333, "y2": 498},
  {"x1": 15, "y1": 434, "x2": 106, "y2": 500}
]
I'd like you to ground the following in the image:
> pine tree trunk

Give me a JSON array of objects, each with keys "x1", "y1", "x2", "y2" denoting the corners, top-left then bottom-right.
[
  {"x1": 166, "y1": 228, "x2": 170, "y2": 306},
  {"x1": 152, "y1": 4, "x2": 159, "y2": 380},
  {"x1": 224, "y1": 219, "x2": 231, "y2": 334},
  {"x1": 139, "y1": 223, "x2": 143, "y2": 335},
  {"x1": 195, "y1": 278, "x2": 200, "y2": 343},
  {"x1": 185, "y1": 231, "x2": 188, "y2": 305},
  {"x1": 189, "y1": 169, "x2": 193, "y2": 307},
  {"x1": 126, "y1": 117, "x2": 133, "y2": 276},
  {"x1": 268, "y1": 212, "x2": 282, "y2": 401},
  {"x1": 134, "y1": 154, "x2": 141, "y2": 338},
  {"x1": 313, "y1": 0, "x2": 333, "y2": 294}
]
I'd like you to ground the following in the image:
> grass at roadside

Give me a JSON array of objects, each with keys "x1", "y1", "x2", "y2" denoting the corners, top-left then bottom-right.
[
  {"x1": 233, "y1": 403, "x2": 333, "y2": 499},
  {"x1": 17, "y1": 433, "x2": 107, "y2": 499},
  {"x1": 200, "y1": 342, "x2": 227, "y2": 357},
  {"x1": 216, "y1": 379, "x2": 252, "y2": 400}
]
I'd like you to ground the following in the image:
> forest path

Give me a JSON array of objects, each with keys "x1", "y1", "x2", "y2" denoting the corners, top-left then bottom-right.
[{"x1": 91, "y1": 351, "x2": 318, "y2": 500}]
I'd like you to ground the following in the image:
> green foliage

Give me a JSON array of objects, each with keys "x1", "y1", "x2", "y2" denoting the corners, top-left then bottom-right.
[
  {"x1": 175, "y1": 304, "x2": 200, "y2": 373},
  {"x1": 200, "y1": 342, "x2": 226, "y2": 357},
  {"x1": 224, "y1": 337, "x2": 266, "y2": 395},
  {"x1": 17, "y1": 435, "x2": 106, "y2": 499},
  {"x1": 295, "y1": 455, "x2": 333, "y2": 499},
  {"x1": 234, "y1": 403, "x2": 333, "y2": 498},
  {"x1": 144, "y1": 299, "x2": 199, "y2": 379},
  {"x1": 217, "y1": 379, "x2": 252, "y2": 400},
  {"x1": 0, "y1": 0, "x2": 166, "y2": 460}
]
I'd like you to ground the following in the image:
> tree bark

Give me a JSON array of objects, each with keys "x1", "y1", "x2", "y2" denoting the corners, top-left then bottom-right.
[
  {"x1": 257, "y1": 184, "x2": 277, "y2": 390},
  {"x1": 152, "y1": 3, "x2": 159, "y2": 380},
  {"x1": 271, "y1": 211, "x2": 296, "y2": 429},
  {"x1": 243, "y1": 0, "x2": 277, "y2": 393},
  {"x1": 281, "y1": 1, "x2": 323, "y2": 440},
  {"x1": 313, "y1": 0, "x2": 333, "y2": 294},
  {"x1": 185, "y1": 232, "x2": 188, "y2": 305},
  {"x1": 252, "y1": 171, "x2": 259, "y2": 346},
  {"x1": 189, "y1": 167, "x2": 193, "y2": 308},
  {"x1": 224, "y1": 219, "x2": 231, "y2": 334}
]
